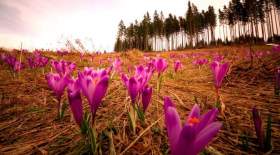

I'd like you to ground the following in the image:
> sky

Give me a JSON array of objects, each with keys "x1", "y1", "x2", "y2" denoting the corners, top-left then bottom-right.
[{"x1": 0, "y1": 0, "x2": 229, "y2": 52}]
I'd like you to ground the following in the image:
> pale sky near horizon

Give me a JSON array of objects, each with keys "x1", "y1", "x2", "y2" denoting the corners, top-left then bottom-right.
[{"x1": 0, "y1": 0, "x2": 229, "y2": 52}]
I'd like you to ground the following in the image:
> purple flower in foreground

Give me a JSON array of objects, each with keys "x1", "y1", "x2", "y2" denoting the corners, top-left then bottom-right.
[
  {"x1": 45, "y1": 73, "x2": 68, "y2": 101},
  {"x1": 164, "y1": 97, "x2": 222, "y2": 155},
  {"x1": 67, "y1": 79, "x2": 83, "y2": 126},
  {"x1": 210, "y1": 61, "x2": 229, "y2": 89},
  {"x1": 252, "y1": 107, "x2": 264, "y2": 148},
  {"x1": 78, "y1": 68, "x2": 109, "y2": 122},
  {"x1": 174, "y1": 60, "x2": 183, "y2": 72}
]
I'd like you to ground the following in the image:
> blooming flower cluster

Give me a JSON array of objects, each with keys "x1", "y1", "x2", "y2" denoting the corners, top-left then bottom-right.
[
  {"x1": 121, "y1": 64, "x2": 153, "y2": 112},
  {"x1": 27, "y1": 51, "x2": 49, "y2": 69},
  {"x1": 192, "y1": 58, "x2": 209, "y2": 66},
  {"x1": 0, "y1": 53, "x2": 24, "y2": 72}
]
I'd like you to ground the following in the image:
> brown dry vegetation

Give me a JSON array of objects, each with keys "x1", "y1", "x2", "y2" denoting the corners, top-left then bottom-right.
[{"x1": 0, "y1": 46, "x2": 279, "y2": 155}]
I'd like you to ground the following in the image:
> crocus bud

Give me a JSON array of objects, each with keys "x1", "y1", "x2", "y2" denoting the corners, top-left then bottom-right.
[
  {"x1": 252, "y1": 107, "x2": 264, "y2": 148},
  {"x1": 210, "y1": 61, "x2": 229, "y2": 89},
  {"x1": 142, "y1": 86, "x2": 152, "y2": 112},
  {"x1": 67, "y1": 79, "x2": 83, "y2": 126}
]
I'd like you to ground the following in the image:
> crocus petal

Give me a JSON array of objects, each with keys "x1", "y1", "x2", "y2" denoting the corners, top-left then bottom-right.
[
  {"x1": 46, "y1": 73, "x2": 68, "y2": 100},
  {"x1": 67, "y1": 80, "x2": 83, "y2": 126},
  {"x1": 173, "y1": 124, "x2": 196, "y2": 155},
  {"x1": 216, "y1": 63, "x2": 229, "y2": 87},
  {"x1": 142, "y1": 86, "x2": 152, "y2": 112},
  {"x1": 252, "y1": 107, "x2": 264, "y2": 146},
  {"x1": 210, "y1": 61, "x2": 229, "y2": 88},
  {"x1": 193, "y1": 122, "x2": 222, "y2": 154},
  {"x1": 128, "y1": 77, "x2": 139, "y2": 104},
  {"x1": 165, "y1": 107, "x2": 182, "y2": 154},
  {"x1": 164, "y1": 97, "x2": 174, "y2": 113},
  {"x1": 195, "y1": 108, "x2": 218, "y2": 133},
  {"x1": 91, "y1": 76, "x2": 109, "y2": 117},
  {"x1": 136, "y1": 65, "x2": 144, "y2": 75},
  {"x1": 187, "y1": 104, "x2": 200, "y2": 122},
  {"x1": 78, "y1": 72, "x2": 92, "y2": 102},
  {"x1": 121, "y1": 74, "x2": 129, "y2": 88}
]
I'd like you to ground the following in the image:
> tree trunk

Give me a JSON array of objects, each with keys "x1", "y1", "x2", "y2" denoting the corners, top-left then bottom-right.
[
  {"x1": 181, "y1": 31, "x2": 184, "y2": 48},
  {"x1": 261, "y1": 22, "x2": 265, "y2": 40},
  {"x1": 273, "y1": 7, "x2": 279, "y2": 35},
  {"x1": 269, "y1": 9, "x2": 275, "y2": 37}
]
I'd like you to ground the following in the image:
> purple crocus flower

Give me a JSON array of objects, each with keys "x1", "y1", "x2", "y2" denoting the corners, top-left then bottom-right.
[
  {"x1": 193, "y1": 59, "x2": 208, "y2": 66},
  {"x1": 174, "y1": 60, "x2": 183, "y2": 72},
  {"x1": 67, "y1": 78, "x2": 83, "y2": 126},
  {"x1": 39, "y1": 57, "x2": 49, "y2": 67},
  {"x1": 164, "y1": 97, "x2": 222, "y2": 155},
  {"x1": 46, "y1": 73, "x2": 68, "y2": 115},
  {"x1": 134, "y1": 65, "x2": 154, "y2": 88},
  {"x1": 128, "y1": 77, "x2": 139, "y2": 104},
  {"x1": 252, "y1": 107, "x2": 264, "y2": 148},
  {"x1": 212, "y1": 55, "x2": 224, "y2": 62},
  {"x1": 45, "y1": 73, "x2": 68, "y2": 101},
  {"x1": 122, "y1": 65, "x2": 153, "y2": 112},
  {"x1": 12, "y1": 61, "x2": 24, "y2": 72},
  {"x1": 78, "y1": 68, "x2": 109, "y2": 122},
  {"x1": 154, "y1": 57, "x2": 168, "y2": 76},
  {"x1": 122, "y1": 75, "x2": 141, "y2": 104},
  {"x1": 33, "y1": 51, "x2": 49, "y2": 68},
  {"x1": 28, "y1": 57, "x2": 36, "y2": 68},
  {"x1": 112, "y1": 58, "x2": 122, "y2": 73},
  {"x1": 122, "y1": 64, "x2": 153, "y2": 104},
  {"x1": 142, "y1": 86, "x2": 152, "y2": 112},
  {"x1": 210, "y1": 61, "x2": 229, "y2": 89},
  {"x1": 51, "y1": 60, "x2": 76, "y2": 77}
]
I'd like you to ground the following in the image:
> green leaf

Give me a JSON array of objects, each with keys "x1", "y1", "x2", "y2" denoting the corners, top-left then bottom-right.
[
  {"x1": 87, "y1": 126, "x2": 97, "y2": 154},
  {"x1": 136, "y1": 106, "x2": 145, "y2": 124},
  {"x1": 60, "y1": 101, "x2": 68, "y2": 119},
  {"x1": 128, "y1": 105, "x2": 137, "y2": 134}
]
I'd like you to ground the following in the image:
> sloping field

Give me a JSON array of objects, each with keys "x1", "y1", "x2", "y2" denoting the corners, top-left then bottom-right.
[{"x1": 0, "y1": 46, "x2": 279, "y2": 154}]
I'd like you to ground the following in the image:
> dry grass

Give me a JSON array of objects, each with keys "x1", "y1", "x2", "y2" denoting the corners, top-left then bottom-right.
[{"x1": 0, "y1": 45, "x2": 279, "y2": 155}]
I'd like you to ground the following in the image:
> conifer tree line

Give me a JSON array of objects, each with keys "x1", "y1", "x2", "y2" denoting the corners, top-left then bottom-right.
[{"x1": 114, "y1": 0, "x2": 280, "y2": 52}]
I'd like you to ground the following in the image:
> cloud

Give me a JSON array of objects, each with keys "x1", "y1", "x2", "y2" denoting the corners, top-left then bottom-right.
[{"x1": 0, "y1": 1, "x2": 29, "y2": 34}]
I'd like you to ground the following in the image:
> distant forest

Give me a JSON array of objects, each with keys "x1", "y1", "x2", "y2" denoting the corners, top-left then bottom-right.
[{"x1": 114, "y1": 0, "x2": 280, "y2": 52}]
